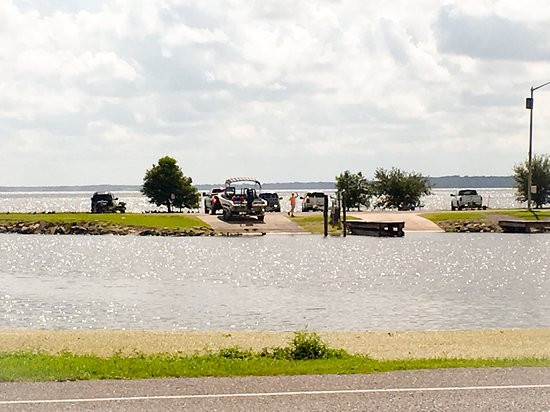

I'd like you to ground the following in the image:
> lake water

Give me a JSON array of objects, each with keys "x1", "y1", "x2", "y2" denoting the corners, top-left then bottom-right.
[
  {"x1": 1, "y1": 233, "x2": 548, "y2": 331},
  {"x1": 0, "y1": 188, "x2": 524, "y2": 213}
]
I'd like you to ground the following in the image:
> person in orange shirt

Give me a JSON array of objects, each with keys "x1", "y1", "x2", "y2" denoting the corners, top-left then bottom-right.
[{"x1": 288, "y1": 193, "x2": 297, "y2": 217}]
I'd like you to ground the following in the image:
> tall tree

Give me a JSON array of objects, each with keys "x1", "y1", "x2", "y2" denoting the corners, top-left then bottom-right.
[
  {"x1": 370, "y1": 167, "x2": 432, "y2": 210},
  {"x1": 513, "y1": 154, "x2": 550, "y2": 208},
  {"x1": 335, "y1": 170, "x2": 369, "y2": 210},
  {"x1": 141, "y1": 156, "x2": 199, "y2": 212}
]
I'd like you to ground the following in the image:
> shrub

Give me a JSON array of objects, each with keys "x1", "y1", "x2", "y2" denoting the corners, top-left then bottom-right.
[
  {"x1": 217, "y1": 332, "x2": 348, "y2": 361},
  {"x1": 288, "y1": 332, "x2": 347, "y2": 360}
]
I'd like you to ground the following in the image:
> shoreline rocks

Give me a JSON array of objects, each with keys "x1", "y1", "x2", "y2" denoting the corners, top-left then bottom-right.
[
  {"x1": 0, "y1": 221, "x2": 216, "y2": 237},
  {"x1": 0, "y1": 219, "x2": 506, "y2": 236},
  {"x1": 437, "y1": 220, "x2": 501, "y2": 233}
]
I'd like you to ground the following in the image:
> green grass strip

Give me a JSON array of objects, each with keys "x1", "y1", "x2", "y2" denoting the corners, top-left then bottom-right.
[
  {"x1": 0, "y1": 213, "x2": 208, "y2": 229},
  {"x1": 497, "y1": 210, "x2": 550, "y2": 220},
  {"x1": 0, "y1": 352, "x2": 548, "y2": 382},
  {"x1": 421, "y1": 209, "x2": 550, "y2": 223},
  {"x1": 420, "y1": 212, "x2": 488, "y2": 222},
  {"x1": 290, "y1": 215, "x2": 360, "y2": 234}
]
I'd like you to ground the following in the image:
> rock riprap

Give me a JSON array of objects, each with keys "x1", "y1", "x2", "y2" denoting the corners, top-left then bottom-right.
[
  {"x1": 437, "y1": 220, "x2": 501, "y2": 233},
  {"x1": 0, "y1": 221, "x2": 215, "y2": 236}
]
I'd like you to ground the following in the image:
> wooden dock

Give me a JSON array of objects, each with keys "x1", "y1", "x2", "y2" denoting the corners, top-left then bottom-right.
[
  {"x1": 346, "y1": 221, "x2": 405, "y2": 237},
  {"x1": 498, "y1": 220, "x2": 550, "y2": 233}
]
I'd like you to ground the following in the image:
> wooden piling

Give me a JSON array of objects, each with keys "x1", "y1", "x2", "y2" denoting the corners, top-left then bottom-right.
[{"x1": 323, "y1": 195, "x2": 328, "y2": 237}]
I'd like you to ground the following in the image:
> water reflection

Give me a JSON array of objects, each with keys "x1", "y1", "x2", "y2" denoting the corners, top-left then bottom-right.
[{"x1": 1, "y1": 233, "x2": 548, "y2": 330}]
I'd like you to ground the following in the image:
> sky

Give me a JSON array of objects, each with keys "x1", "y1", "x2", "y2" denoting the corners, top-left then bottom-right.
[{"x1": 1, "y1": 0, "x2": 550, "y2": 186}]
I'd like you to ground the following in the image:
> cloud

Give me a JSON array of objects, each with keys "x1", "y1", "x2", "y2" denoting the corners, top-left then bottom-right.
[
  {"x1": 0, "y1": 0, "x2": 549, "y2": 185},
  {"x1": 435, "y1": 6, "x2": 550, "y2": 60}
]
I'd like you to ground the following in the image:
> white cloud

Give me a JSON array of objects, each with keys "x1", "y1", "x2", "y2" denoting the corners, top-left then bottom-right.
[{"x1": 0, "y1": 0, "x2": 549, "y2": 185}]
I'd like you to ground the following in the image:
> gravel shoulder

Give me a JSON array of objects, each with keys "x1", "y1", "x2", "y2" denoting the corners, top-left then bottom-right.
[{"x1": 2, "y1": 329, "x2": 549, "y2": 359}]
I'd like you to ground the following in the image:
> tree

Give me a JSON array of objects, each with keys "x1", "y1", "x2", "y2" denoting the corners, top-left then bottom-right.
[
  {"x1": 513, "y1": 154, "x2": 550, "y2": 208},
  {"x1": 335, "y1": 170, "x2": 369, "y2": 210},
  {"x1": 141, "y1": 156, "x2": 199, "y2": 212},
  {"x1": 370, "y1": 167, "x2": 432, "y2": 210}
]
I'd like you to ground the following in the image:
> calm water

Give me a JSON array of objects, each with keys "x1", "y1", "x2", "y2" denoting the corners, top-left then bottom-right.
[
  {"x1": 1, "y1": 233, "x2": 548, "y2": 331},
  {"x1": 0, "y1": 188, "x2": 523, "y2": 213}
]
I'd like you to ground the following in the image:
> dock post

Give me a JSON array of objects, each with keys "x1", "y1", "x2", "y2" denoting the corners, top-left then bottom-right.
[
  {"x1": 342, "y1": 192, "x2": 347, "y2": 237},
  {"x1": 323, "y1": 195, "x2": 329, "y2": 237}
]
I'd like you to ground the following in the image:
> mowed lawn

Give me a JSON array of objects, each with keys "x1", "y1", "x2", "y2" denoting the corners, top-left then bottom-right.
[
  {"x1": 421, "y1": 209, "x2": 550, "y2": 222},
  {"x1": 1, "y1": 351, "x2": 549, "y2": 382},
  {"x1": 290, "y1": 214, "x2": 361, "y2": 234},
  {"x1": 0, "y1": 213, "x2": 209, "y2": 229}
]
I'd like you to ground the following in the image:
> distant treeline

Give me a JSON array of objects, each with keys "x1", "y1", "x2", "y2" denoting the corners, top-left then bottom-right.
[
  {"x1": 429, "y1": 175, "x2": 514, "y2": 188},
  {"x1": 0, "y1": 176, "x2": 515, "y2": 192}
]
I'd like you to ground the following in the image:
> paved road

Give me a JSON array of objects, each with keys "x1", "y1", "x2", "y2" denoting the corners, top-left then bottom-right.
[{"x1": 1, "y1": 368, "x2": 549, "y2": 411}]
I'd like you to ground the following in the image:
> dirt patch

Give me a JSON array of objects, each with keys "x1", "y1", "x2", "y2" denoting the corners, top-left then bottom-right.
[{"x1": 1, "y1": 329, "x2": 549, "y2": 359}]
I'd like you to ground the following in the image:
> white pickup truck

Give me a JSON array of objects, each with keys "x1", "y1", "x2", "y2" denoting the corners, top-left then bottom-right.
[
  {"x1": 301, "y1": 192, "x2": 326, "y2": 212},
  {"x1": 451, "y1": 189, "x2": 486, "y2": 210}
]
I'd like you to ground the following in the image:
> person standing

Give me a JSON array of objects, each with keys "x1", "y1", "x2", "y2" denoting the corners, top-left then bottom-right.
[{"x1": 288, "y1": 193, "x2": 297, "y2": 217}]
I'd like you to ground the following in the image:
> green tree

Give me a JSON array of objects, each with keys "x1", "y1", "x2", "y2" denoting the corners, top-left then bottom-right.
[
  {"x1": 335, "y1": 170, "x2": 369, "y2": 210},
  {"x1": 141, "y1": 156, "x2": 199, "y2": 212},
  {"x1": 370, "y1": 167, "x2": 432, "y2": 210},
  {"x1": 513, "y1": 154, "x2": 550, "y2": 208}
]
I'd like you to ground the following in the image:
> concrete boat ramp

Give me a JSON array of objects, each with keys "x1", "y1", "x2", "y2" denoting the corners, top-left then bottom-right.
[
  {"x1": 199, "y1": 213, "x2": 307, "y2": 234},
  {"x1": 350, "y1": 211, "x2": 444, "y2": 232},
  {"x1": 199, "y1": 211, "x2": 442, "y2": 234}
]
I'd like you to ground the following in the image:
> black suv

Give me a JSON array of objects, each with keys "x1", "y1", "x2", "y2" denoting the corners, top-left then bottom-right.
[
  {"x1": 91, "y1": 192, "x2": 126, "y2": 213},
  {"x1": 259, "y1": 192, "x2": 281, "y2": 212}
]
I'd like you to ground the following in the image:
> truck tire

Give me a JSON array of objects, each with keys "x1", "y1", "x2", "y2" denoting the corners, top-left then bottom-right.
[
  {"x1": 257, "y1": 215, "x2": 264, "y2": 222},
  {"x1": 222, "y1": 209, "x2": 231, "y2": 221},
  {"x1": 204, "y1": 200, "x2": 209, "y2": 214},
  {"x1": 451, "y1": 205, "x2": 456, "y2": 211}
]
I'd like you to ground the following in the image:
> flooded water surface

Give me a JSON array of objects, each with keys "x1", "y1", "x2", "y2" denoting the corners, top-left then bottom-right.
[{"x1": 1, "y1": 233, "x2": 548, "y2": 331}]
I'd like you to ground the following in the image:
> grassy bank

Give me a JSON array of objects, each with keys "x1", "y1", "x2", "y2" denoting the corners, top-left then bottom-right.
[
  {"x1": 290, "y1": 215, "x2": 360, "y2": 234},
  {"x1": 421, "y1": 209, "x2": 550, "y2": 222},
  {"x1": 420, "y1": 209, "x2": 550, "y2": 232},
  {"x1": 1, "y1": 351, "x2": 548, "y2": 382},
  {"x1": 0, "y1": 348, "x2": 550, "y2": 382},
  {"x1": 0, "y1": 212, "x2": 208, "y2": 229},
  {"x1": 498, "y1": 210, "x2": 550, "y2": 220},
  {"x1": 2, "y1": 330, "x2": 549, "y2": 381}
]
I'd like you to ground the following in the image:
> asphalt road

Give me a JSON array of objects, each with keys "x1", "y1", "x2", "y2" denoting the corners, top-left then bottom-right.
[{"x1": 1, "y1": 368, "x2": 549, "y2": 411}]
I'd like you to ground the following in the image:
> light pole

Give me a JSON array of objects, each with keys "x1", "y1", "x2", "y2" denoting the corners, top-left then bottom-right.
[{"x1": 526, "y1": 80, "x2": 550, "y2": 211}]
